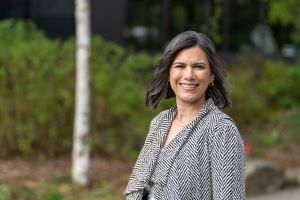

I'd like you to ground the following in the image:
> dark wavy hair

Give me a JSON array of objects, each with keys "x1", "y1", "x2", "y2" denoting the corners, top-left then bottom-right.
[{"x1": 145, "y1": 30, "x2": 231, "y2": 109}]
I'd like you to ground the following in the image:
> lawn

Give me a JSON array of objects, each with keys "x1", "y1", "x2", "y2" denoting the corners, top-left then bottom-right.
[{"x1": 0, "y1": 157, "x2": 133, "y2": 200}]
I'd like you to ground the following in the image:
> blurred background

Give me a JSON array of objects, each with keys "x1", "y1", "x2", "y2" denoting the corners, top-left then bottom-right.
[{"x1": 0, "y1": 0, "x2": 300, "y2": 199}]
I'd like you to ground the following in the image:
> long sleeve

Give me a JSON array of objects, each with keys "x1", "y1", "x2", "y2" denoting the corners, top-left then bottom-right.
[
  {"x1": 211, "y1": 118, "x2": 246, "y2": 200},
  {"x1": 124, "y1": 115, "x2": 162, "y2": 199}
]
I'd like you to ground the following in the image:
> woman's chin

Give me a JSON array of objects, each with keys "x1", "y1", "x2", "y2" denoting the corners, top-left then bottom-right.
[{"x1": 176, "y1": 96, "x2": 204, "y2": 105}]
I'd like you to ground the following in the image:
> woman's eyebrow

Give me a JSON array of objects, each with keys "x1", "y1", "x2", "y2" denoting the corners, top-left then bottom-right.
[
  {"x1": 173, "y1": 61, "x2": 207, "y2": 65},
  {"x1": 192, "y1": 61, "x2": 207, "y2": 65},
  {"x1": 173, "y1": 61, "x2": 185, "y2": 65}
]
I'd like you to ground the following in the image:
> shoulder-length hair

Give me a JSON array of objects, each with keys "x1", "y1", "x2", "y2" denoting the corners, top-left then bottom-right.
[{"x1": 145, "y1": 30, "x2": 231, "y2": 109}]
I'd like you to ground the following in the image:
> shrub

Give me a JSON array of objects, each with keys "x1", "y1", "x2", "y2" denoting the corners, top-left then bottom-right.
[
  {"x1": 258, "y1": 60, "x2": 300, "y2": 109},
  {"x1": 227, "y1": 55, "x2": 300, "y2": 155},
  {"x1": 227, "y1": 67, "x2": 268, "y2": 127},
  {"x1": 89, "y1": 36, "x2": 160, "y2": 158},
  {"x1": 0, "y1": 19, "x2": 160, "y2": 158},
  {"x1": 0, "y1": 185, "x2": 11, "y2": 200},
  {"x1": 0, "y1": 19, "x2": 75, "y2": 157},
  {"x1": 1, "y1": 19, "x2": 299, "y2": 159}
]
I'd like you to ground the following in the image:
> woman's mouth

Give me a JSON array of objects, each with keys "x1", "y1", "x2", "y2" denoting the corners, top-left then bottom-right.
[{"x1": 179, "y1": 83, "x2": 199, "y2": 90}]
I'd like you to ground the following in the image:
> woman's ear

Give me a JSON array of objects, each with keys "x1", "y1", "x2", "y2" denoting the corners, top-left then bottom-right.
[{"x1": 210, "y1": 74, "x2": 215, "y2": 84}]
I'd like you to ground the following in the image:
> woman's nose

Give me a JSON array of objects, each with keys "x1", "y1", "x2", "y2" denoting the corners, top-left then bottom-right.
[{"x1": 183, "y1": 67, "x2": 195, "y2": 79}]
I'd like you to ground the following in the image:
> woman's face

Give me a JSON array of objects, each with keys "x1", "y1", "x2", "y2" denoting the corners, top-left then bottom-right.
[{"x1": 169, "y1": 46, "x2": 214, "y2": 106}]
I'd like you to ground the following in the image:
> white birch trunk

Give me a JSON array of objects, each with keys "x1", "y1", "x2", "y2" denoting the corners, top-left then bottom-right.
[{"x1": 72, "y1": 0, "x2": 91, "y2": 186}]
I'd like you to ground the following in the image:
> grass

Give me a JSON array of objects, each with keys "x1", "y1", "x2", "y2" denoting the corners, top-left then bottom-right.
[
  {"x1": 0, "y1": 174, "x2": 129, "y2": 200},
  {"x1": 0, "y1": 157, "x2": 133, "y2": 200}
]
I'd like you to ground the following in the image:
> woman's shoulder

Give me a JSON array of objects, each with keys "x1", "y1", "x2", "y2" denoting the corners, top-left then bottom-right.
[
  {"x1": 150, "y1": 106, "x2": 175, "y2": 126},
  {"x1": 210, "y1": 108, "x2": 236, "y2": 126},
  {"x1": 207, "y1": 108, "x2": 240, "y2": 137},
  {"x1": 207, "y1": 109, "x2": 244, "y2": 147}
]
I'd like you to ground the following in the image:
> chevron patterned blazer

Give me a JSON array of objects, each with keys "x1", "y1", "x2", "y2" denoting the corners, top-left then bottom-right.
[{"x1": 124, "y1": 99, "x2": 245, "y2": 200}]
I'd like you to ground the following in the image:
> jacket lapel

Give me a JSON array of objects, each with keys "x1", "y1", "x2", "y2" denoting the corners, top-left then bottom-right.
[
  {"x1": 151, "y1": 99, "x2": 214, "y2": 186},
  {"x1": 136, "y1": 107, "x2": 176, "y2": 183},
  {"x1": 124, "y1": 108, "x2": 174, "y2": 198},
  {"x1": 125, "y1": 99, "x2": 215, "y2": 198}
]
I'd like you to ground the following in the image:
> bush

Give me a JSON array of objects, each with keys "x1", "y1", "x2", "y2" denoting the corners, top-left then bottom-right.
[
  {"x1": 227, "y1": 55, "x2": 300, "y2": 127},
  {"x1": 258, "y1": 60, "x2": 300, "y2": 109},
  {"x1": 227, "y1": 55, "x2": 300, "y2": 155},
  {"x1": 227, "y1": 67, "x2": 268, "y2": 127},
  {"x1": 0, "y1": 19, "x2": 159, "y2": 158},
  {"x1": 1, "y1": 19, "x2": 299, "y2": 159},
  {"x1": 0, "y1": 185, "x2": 11, "y2": 200},
  {"x1": 89, "y1": 37, "x2": 160, "y2": 158},
  {"x1": 0, "y1": 19, "x2": 75, "y2": 157}
]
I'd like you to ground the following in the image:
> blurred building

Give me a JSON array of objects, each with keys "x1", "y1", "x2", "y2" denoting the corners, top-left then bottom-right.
[
  {"x1": 0, "y1": 0, "x2": 292, "y2": 54},
  {"x1": 0, "y1": 0, "x2": 127, "y2": 43}
]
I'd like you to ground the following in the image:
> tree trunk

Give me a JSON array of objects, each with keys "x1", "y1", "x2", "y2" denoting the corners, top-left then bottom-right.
[{"x1": 72, "y1": 0, "x2": 91, "y2": 186}]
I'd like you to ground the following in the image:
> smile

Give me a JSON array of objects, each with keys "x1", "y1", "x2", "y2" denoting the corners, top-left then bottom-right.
[{"x1": 179, "y1": 83, "x2": 199, "y2": 89}]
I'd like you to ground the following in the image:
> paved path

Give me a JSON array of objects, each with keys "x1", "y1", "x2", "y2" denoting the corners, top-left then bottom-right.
[{"x1": 248, "y1": 188, "x2": 300, "y2": 200}]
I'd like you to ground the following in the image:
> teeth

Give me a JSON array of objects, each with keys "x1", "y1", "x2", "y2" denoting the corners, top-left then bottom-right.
[{"x1": 180, "y1": 83, "x2": 198, "y2": 89}]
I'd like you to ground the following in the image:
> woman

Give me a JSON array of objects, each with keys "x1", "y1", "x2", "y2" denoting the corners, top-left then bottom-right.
[{"x1": 124, "y1": 31, "x2": 245, "y2": 200}]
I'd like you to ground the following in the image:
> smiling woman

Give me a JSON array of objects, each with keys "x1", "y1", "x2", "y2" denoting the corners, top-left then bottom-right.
[
  {"x1": 124, "y1": 31, "x2": 245, "y2": 200},
  {"x1": 169, "y1": 46, "x2": 214, "y2": 108}
]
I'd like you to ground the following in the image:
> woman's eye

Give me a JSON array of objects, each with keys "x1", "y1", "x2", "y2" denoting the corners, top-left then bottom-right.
[
  {"x1": 194, "y1": 65, "x2": 205, "y2": 69},
  {"x1": 174, "y1": 65, "x2": 185, "y2": 68}
]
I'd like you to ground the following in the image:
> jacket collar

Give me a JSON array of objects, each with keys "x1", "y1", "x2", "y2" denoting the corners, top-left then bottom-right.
[
  {"x1": 155, "y1": 98, "x2": 215, "y2": 149},
  {"x1": 125, "y1": 98, "x2": 216, "y2": 197}
]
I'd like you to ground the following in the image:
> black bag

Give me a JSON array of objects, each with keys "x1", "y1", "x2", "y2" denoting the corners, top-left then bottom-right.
[{"x1": 142, "y1": 188, "x2": 149, "y2": 200}]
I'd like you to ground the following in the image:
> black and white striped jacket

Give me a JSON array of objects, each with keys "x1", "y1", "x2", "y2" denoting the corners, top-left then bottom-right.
[{"x1": 125, "y1": 99, "x2": 245, "y2": 199}]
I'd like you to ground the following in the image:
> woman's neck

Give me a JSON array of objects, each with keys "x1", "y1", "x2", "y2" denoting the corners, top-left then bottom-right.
[{"x1": 175, "y1": 99, "x2": 205, "y2": 123}]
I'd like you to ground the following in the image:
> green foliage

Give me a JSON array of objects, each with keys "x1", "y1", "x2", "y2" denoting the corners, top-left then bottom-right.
[
  {"x1": 267, "y1": 0, "x2": 300, "y2": 43},
  {"x1": 0, "y1": 19, "x2": 75, "y2": 157},
  {"x1": 227, "y1": 55, "x2": 300, "y2": 154},
  {"x1": 0, "y1": 180, "x2": 122, "y2": 200},
  {"x1": 228, "y1": 56, "x2": 300, "y2": 128},
  {"x1": 172, "y1": 5, "x2": 188, "y2": 32},
  {"x1": 259, "y1": 60, "x2": 300, "y2": 109},
  {"x1": 276, "y1": 108, "x2": 300, "y2": 147},
  {"x1": 199, "y1": 0, "x2": 223, "y2": 44},
  {"x1": 0, "y1": 19, "x2": 299, "y2": 159},
  {"x1": 41, "y1": 187, "x2": 65, "y2": 200},
  {"x1": 89, "y1": 36, "x2": 159, "y2": 157},
  {"x1": 228, "y1": 67, "x2": 268, "y2": 126},
  {"x1": 0, "y1": 19, "x2": 159, "y2": 159},
  {"x1": 0, "y1": 185, "x2": 11, "y2": 200},
  {"x1": 252, "y1": 130, "x2": 280, "y2": 148}
]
